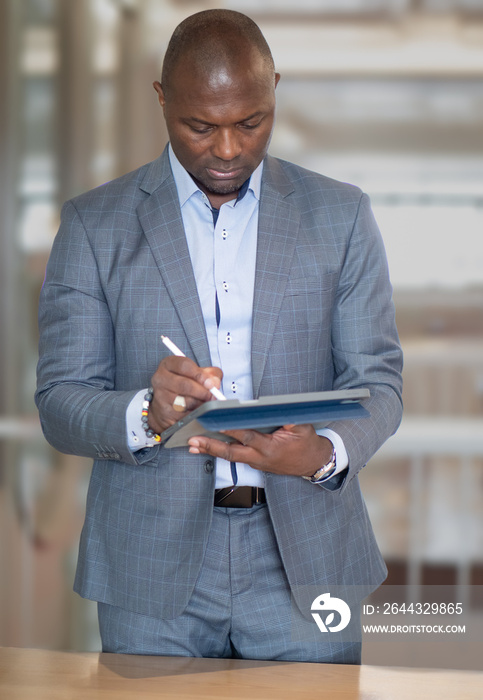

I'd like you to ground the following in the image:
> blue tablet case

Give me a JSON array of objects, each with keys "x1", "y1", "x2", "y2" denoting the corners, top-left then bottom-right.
[{"x1": 161, "y1": 389, "x2": 370, "y2": 448}]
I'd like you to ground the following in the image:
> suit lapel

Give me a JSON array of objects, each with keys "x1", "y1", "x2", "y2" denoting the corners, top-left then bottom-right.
[
  {"x1": 252, "y1": 157, "x2": 299, "y2": 397},
  {"x1": 136, "y1": 151, "x2": 212, "y2": 367}
]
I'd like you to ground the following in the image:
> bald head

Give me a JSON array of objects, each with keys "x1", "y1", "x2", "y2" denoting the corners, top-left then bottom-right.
[{"x1": 161, "y1": 9, "x2": 275, "y2": 97}]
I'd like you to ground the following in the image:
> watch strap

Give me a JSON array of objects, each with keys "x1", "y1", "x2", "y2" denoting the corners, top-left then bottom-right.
[{"x1": 302, "y1": 446, "x2": 337, "y2": 483}]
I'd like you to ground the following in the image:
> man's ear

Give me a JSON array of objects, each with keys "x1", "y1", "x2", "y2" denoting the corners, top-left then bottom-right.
[
  {"x1": 274, "y1": 73, "x2": 281, "y2": 89},
  {"x1": 153, "y1": 80, "x2": 166, "y2": 110}
]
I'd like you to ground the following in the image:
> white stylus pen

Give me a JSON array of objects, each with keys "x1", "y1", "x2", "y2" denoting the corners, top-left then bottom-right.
[{"x1": 161, "y1": 335, "x2": 227, "y2": 401}]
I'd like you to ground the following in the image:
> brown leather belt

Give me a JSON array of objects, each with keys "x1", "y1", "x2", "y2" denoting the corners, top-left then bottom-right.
[{"x1": 214, "y1": 486, "x2": 266, "y2": 508}]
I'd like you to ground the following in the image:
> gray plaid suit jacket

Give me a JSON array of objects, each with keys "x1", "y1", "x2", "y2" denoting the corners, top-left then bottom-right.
[{"x1": 36, "y1": 146, "x2": 403, "y2": 620}]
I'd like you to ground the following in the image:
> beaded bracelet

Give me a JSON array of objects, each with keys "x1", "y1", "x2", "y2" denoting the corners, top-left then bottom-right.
[{"x1": 141, "y1": 388, "x2": 162, "y2": 443}]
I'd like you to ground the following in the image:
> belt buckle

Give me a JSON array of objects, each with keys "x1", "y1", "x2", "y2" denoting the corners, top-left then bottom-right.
[
  {"x1": 214, "y1": 487, "x2": 237, "y2": 507},
  {"x1": 214, "y1": 486, "x2": 265, "y2": 508}
]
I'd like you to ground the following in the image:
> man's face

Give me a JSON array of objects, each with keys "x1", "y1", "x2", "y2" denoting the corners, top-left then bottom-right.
[{"x1": 154, "y1": 53, "x2": 280, "y2": 206}]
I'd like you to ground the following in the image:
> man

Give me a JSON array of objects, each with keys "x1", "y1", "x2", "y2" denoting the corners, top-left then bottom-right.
[{"x1": 36, "y1": 10, "x2": 402, "y2": 663}]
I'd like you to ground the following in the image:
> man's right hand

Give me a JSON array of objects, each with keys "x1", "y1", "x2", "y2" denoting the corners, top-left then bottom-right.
[{"x1": 148, "y1": 356, "x2": 223, "y2": 432}]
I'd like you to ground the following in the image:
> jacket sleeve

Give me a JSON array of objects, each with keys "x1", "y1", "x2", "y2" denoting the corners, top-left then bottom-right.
[
  {"x1": 35, "y1": 200, "x2": 157, "y2": 466},
  {"x1": 323, "y1": 193, "x2": 403, "y2": 490}
]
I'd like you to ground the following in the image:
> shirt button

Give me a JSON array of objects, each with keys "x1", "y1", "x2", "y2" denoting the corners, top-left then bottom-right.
[
  {"x1": 222, "y1": 281, "x2": 229, "y2": 292},
  {"x1": 226, "y1": 332, "x2": 231, "y2": 344},
  {"x1": 204, "y1": 460, "x2": 215, "y2": 474},
  {"x1": 222, "y1": 229, "x2": 228, "y2": 240},
  {"x1": 231, "y1": 381, "x2": 237, "y2": 393}
]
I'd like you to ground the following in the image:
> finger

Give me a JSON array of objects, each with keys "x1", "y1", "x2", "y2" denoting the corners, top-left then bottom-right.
[
  {"x1": 201, "y1": 367, "x2": 223, "y2": 390},
  {"x1": 163, "y1": 389, "x2": 208, "y2": 414},
  {"x1": 221, "y1": 429, "x2": 266, "y2": 448},
  {"x1": 153, "y1": 357, "x2": 221, "y2": 404},
  {"x1": 164, "y1": 356, "x2": 223, "y2": 389},
  {"x1": 188, "y1": 435, "x2": 261, "y2": 466},
  {"x1": 279, "y1": 423, "x2": 316, "y2": 437},
  {"x1": 163, "y1": 358, "x2": 214, "y2": 399}
]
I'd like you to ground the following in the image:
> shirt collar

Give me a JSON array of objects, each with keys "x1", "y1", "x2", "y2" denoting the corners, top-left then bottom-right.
[{"x1": 168, "y1": 143, "x2": 263, "y2": 209}]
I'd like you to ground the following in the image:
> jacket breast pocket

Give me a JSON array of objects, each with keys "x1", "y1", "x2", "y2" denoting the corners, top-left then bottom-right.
[{"x1": 281, "y1": 274, "x2": 337, "y2": 327}]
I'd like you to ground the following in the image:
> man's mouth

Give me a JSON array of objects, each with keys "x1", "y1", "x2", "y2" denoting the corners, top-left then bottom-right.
[{"x1": 206, "y1": 167, "x2": 243, "y2": 180}]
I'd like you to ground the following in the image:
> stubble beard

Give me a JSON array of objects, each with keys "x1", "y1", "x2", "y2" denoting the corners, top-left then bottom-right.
[{"x1": 192, "y1": 172, "x2": 246, "y2": 198}]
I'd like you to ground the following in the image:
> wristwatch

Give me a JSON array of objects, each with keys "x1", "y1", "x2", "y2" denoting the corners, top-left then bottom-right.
[{"x1": 302, "y1": 445, "x2": 337, "y2": 483}]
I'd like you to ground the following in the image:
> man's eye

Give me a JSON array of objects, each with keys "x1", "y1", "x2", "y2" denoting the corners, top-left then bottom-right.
[
  {"x1": 241, "y1": 122, "x2": 261, "y2": 130},
  {"x1": 190, "y1": 125, "x2": 212, "y2": 134}
]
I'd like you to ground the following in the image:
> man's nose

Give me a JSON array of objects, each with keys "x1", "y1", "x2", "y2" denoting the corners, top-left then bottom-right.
[{"x1": 212, "y1": 128, "x2": 241, "y2": 161}]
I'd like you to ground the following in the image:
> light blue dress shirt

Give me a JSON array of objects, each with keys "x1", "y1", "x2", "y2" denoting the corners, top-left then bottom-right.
[{"x1": 127, "y1": 145, "x2": 348, "y2": 487}]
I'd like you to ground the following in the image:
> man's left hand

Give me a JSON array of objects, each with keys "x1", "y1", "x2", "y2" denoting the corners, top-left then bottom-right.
[{"x1": 188, "y1": 425, "x2": 333, "y2": 478}]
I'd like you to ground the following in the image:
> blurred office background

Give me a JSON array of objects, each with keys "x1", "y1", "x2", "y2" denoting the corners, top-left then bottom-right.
[{"x1": 0, "y1": 0, "x2": 482, "y2": 670}]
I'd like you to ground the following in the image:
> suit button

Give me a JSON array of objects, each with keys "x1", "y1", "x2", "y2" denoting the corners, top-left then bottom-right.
[{"x1": 204, "y1": 460, "x2": 214, "y2": 474}]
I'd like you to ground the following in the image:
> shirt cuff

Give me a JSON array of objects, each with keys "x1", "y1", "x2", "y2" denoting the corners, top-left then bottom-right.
[
  {"x1": 314, "y1": 428, "x2": 349, "y2": 481},
  {"x1": 126, "y1": 388, "x2": 160, "y2": 451}
]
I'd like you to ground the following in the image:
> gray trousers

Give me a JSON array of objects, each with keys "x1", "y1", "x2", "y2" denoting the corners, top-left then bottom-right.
[{"x1": 98, "y1": 503, "x2": 361, "y2": 663}]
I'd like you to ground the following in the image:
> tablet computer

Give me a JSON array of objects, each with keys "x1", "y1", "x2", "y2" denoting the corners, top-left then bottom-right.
[{"x1": 161, "y1": 388, "x2": 370, "y2": 448}]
